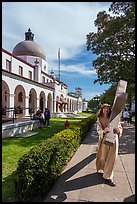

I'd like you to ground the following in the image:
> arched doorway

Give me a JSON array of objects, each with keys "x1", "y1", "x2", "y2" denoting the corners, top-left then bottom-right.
[
  {"x1": 56, "y1": 96, "x2": 62, "y2": 113},
  {"x1": 67, "y1": 98, "x2": 69, "y2": 112},
  {"x1": 14, "y1": 85, "x2": 25, "y2": 114},
  {"x1": 39, "y1": 91, "x2": 45, "y2": 113},
  {"x1": 47, "y1": 93, "x2": 52, "y2": 113},
  {"x1": 29, "y1": 88, "x2": 37, "y2": 114},
  {"x1": 2, "y1": 80, "x2": 10, "y2": 117}
]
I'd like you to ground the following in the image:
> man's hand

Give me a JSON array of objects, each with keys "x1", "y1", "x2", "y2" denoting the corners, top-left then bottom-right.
[
  {"x1": 113, "y1": 127, "x2": 120, "y2": 135},
  {"x1": 103, "y1": 127, "x2": 110, "y2": 134}
]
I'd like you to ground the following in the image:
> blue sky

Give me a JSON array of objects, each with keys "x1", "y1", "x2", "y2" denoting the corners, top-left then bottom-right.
[{"x1": 2, "y1": 2, "x2": 112, "y2": 100}]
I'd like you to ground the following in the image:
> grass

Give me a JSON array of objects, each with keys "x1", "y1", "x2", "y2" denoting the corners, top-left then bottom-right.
[
  {"x1": 2, "y1": 118, "x2": 82, "y2": 202},
  {"x1": 77, "y1": 112, "x2": 94, "y2": 117}
]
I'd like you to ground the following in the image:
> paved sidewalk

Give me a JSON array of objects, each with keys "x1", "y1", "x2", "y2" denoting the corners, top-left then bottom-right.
[{"x1": 44, "y1": 124, "x2": 135, "y2": 202}]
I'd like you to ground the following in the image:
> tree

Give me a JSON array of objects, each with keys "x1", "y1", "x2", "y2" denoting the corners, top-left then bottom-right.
[
  {"x1": 99, "y1": 82, "x2": 134, "y2": 109},
  {"x1": 88, "y1": 95, "x2": 100, "y2": 112},
  {"x1": 86, "y1": 2, "x2": 135, "y2": 97},
  {"x1": 99, "y1": 83, "x2": 117, "y2": 106}
]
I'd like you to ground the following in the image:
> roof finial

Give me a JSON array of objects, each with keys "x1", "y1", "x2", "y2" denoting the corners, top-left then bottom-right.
[{"x1": 25, "y1": 28, "x2": 34, "y2": 41}]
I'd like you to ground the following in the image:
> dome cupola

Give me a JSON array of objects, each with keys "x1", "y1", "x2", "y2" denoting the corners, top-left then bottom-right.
[{"x1": 12, "y1": 28, "x2": 46, "y2": 60}]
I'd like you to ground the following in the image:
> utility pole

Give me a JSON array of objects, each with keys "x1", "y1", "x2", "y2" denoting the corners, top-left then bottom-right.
[{"x1": 58, "y1": 48, "x2": 60, "y2": 81}]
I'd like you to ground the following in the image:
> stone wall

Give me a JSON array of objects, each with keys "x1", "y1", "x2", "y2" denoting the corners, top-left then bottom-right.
[{"x1": 2, "y1": 120, "x2": 39, "y2": 139}]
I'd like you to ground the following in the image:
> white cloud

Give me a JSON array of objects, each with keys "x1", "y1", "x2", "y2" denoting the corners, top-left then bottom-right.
[
  {"x1": 2, "y1": 2, "x2": 112, "y2": 100},
  {"x1": 2, "y1": 2, "x2": 111, "y2": 62},
  {"x1": 83, "y1": 91, "x2": 102, "y2": 100},
  {"x1": 49, "y1": 62, "x2": 96, "y2": 77},
  {"x1": 62, "y1": 64, "x2": 96, "y2": 76}
]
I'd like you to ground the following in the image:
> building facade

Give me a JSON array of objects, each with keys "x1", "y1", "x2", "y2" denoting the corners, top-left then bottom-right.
[{"x1": 2, "y1": 29, "x2": 87, "y2": 118}]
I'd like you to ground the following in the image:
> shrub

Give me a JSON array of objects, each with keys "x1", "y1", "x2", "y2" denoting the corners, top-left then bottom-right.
[
  {"x1": 14, "y1": 115, "x2": 96, "y2": 201},
  {"x1": 79, "y1": 114, "x2": 96, "y2": 141}
]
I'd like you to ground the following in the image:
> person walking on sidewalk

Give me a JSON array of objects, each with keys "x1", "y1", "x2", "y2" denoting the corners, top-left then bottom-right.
[
  {"x1": 122, "y1": 108, "x2": 130, "y2": 126},
  {"x1": 44, "y1": 108, "x2": 50, "y2": 127},
  {"x1": 96, "y1": 103, "x2": 123, "y2": 187}
]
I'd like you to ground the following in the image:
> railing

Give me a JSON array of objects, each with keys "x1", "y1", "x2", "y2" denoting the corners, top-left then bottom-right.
[{"x1": 2, "y1": 107, "x2": 35, "y2": 124}]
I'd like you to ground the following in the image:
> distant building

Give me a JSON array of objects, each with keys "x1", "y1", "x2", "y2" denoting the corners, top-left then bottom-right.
[
  {"x1": 68, "y1": 87, "x2": 83, "y2": 113},
  {"x1": 82, "y1": 98, "x2": 88, "y2": 111},
  {"x1": 2, "y1": 28, "x2": 86, "y2": 118}
]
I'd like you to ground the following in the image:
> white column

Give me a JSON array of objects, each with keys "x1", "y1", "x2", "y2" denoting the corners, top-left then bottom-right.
[
  {"x1": 25, "y1": 95, "x2": 30, "y2": 116},
  {"x1": 53, "y1": 99, "x2": 56, "y2": 113},
  {"x1": 37, "y1": 97, "x2": 39, "y2": 110},
  {"x1": 45, "y1": 98, "x2": 47, "y2": 109},
  {"x1": 77, "y1": 102, "x2": 79, "y2": 112},
  {"x1": 9, "y1": 93, "x2": 15, "y2": 118}
]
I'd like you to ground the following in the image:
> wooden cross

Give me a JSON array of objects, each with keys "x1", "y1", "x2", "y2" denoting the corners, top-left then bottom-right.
[{"x1": 104, "y1": 80, "x2": 128, "y2": 146}]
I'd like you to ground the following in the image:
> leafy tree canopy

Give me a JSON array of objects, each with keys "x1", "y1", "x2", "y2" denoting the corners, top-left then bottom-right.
[
  {"x1": 86, "y1": 2, "x2": 135, "y2": 96},
  {"x1": 99, "y1": 83, "x2": 117, "y2": 106},
  {"x1": 95, "y1": 81, "x2": 134, "y2": 110},
  {"x1": 88, "y1": 95, "x2": 100, "y2": 112}
]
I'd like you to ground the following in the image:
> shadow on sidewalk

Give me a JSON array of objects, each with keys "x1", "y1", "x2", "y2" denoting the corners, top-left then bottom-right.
[
  {"x1": 119, "y1": 126, "x2": 135, "y2": 155},
  {"x1": 44, "y1": 153, "x2": 106, "y2": 202},
  {"x1": 123, "y1": 194, "x2": 135, "y2": 202},
  {"x1": 42, "y1": 125, "x2": 135, "y2": 202},
  {"x1": 44, "y1": 172, "x2": 104, "y2": 202}
]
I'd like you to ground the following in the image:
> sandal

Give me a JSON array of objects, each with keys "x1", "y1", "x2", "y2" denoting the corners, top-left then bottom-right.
[{"x1": 104, "y1": 178, "x2": 116, "y2": 187}]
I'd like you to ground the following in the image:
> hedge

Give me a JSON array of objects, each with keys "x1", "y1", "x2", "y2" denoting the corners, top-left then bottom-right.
[{"x1": 14, "y1": 114, "x2": 96, "y2": 201}]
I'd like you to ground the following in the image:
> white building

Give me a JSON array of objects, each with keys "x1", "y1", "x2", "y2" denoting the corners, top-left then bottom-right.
[
  {"x1": 82, "y1": 98, "x2": 88, "y2": 111},
  {"x1": 2, "y1": 28, "x2": 85, "y2": 118}
]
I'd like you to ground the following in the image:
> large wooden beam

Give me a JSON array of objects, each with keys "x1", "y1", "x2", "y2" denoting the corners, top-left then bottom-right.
[{"x1": 104, "y1": 80, "x2": 128, "y2": 146}]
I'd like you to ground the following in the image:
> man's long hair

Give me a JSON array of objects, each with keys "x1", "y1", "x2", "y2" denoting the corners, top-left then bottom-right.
[{"x1": 97, "y1": 103, "x2": 111, "y2": 118}]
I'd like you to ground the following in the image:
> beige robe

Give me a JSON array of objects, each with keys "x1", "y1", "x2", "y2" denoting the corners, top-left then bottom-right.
[{"x1": 96, "y1": 117, "x2": 123, "y2": 180}]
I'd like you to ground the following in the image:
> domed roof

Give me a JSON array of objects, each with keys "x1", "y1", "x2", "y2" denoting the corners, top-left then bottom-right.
[{"x1": 12, "y1": 28, "x2": 46, "y2": 60}]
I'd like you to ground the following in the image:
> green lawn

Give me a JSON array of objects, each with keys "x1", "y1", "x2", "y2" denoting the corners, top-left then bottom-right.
[
  {"x1": 77, "y1": 112, "x2": 94, "y2": 117},
  {"x1": 2, "y1": 118, "x2": 81, "y2": 202}
]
